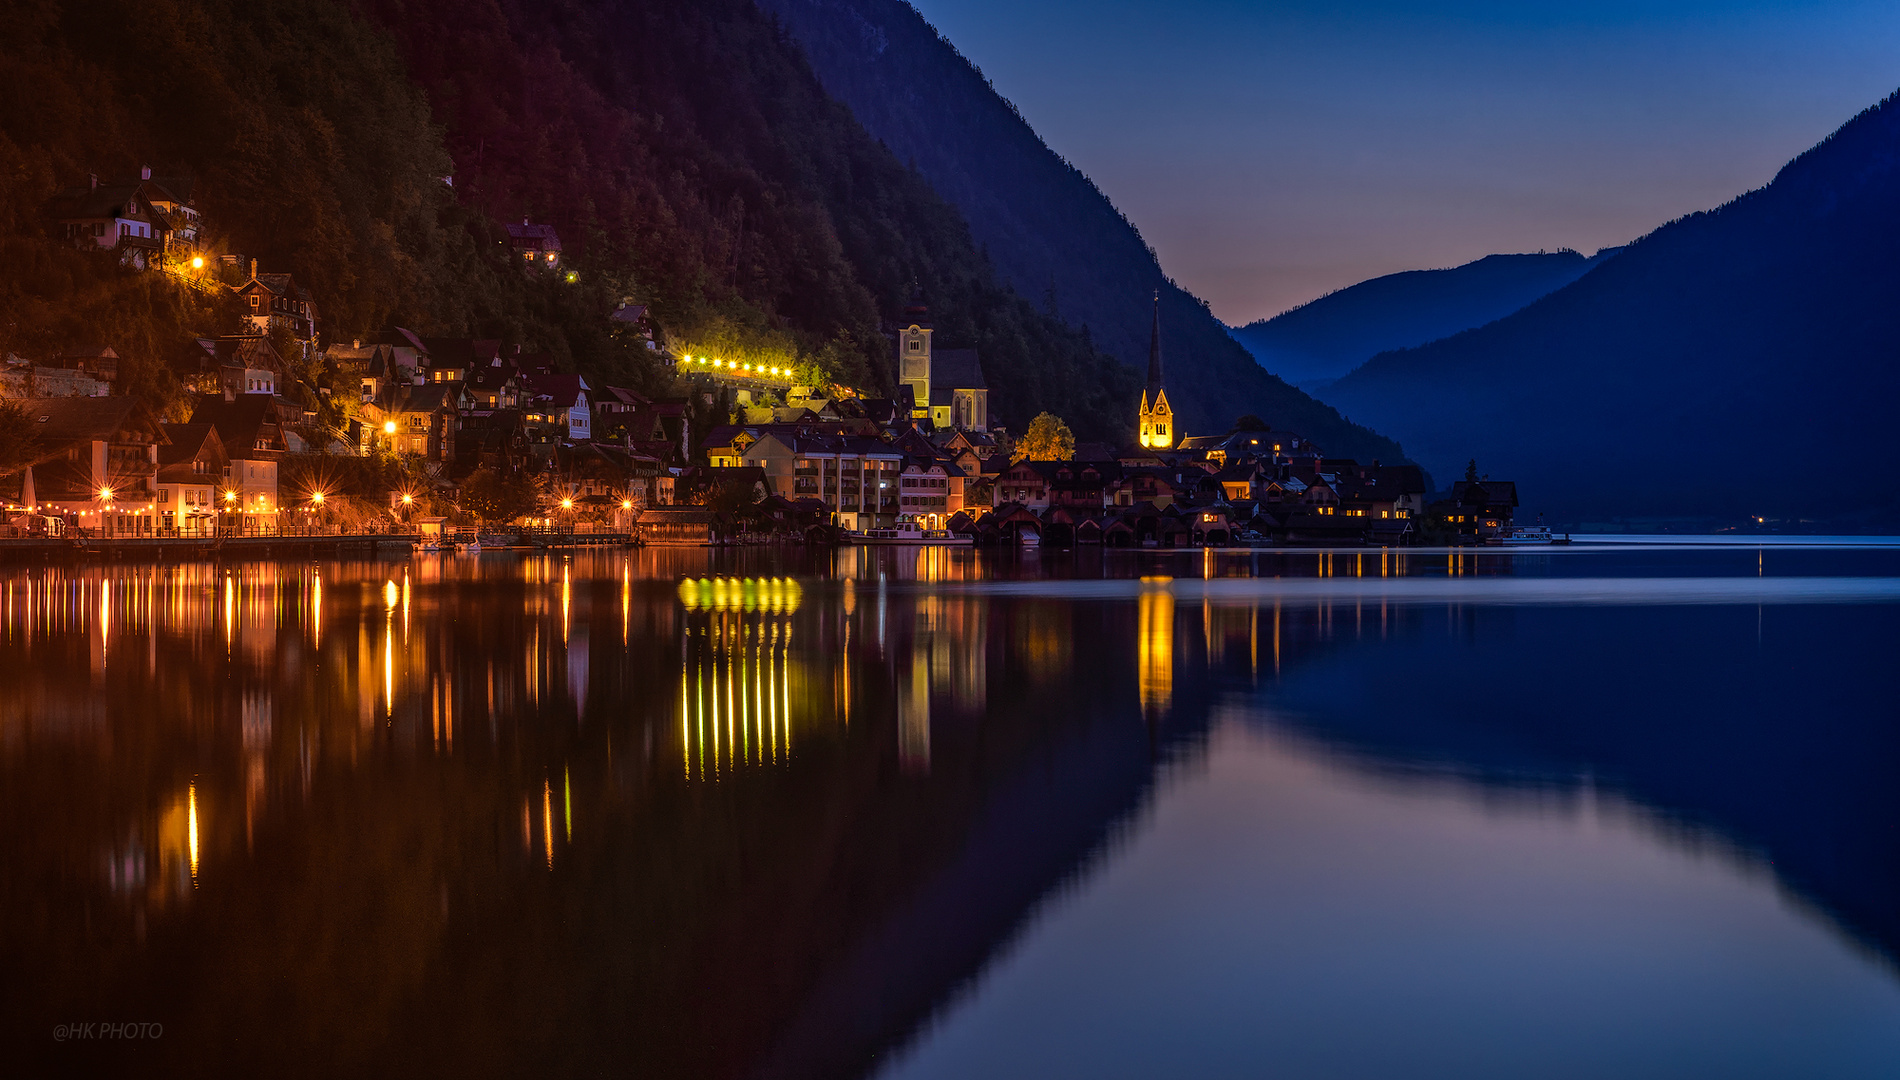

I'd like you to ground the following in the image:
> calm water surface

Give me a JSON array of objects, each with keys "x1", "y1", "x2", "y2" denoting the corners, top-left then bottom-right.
[{"x1": 4, "y1": 544, "x2": 1899, "y2": 1077}]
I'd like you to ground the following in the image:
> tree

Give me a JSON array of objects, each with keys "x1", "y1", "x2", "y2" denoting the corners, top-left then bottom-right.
[
  {"x1": 1233, "y1": 414, "x2": 1269, "y2": 432},
  {"x1": 1016, "y1": 411, "x2": 1075, "y2": 462},
  {"x1": 0, "y1": 400, "x2": 35, "y2": 477},
  {"x1": 458, "y1": 468, "x2": 537, "y2": 524},
  {"x1": 1464, "y1": 459, "x2": 1480, "y2": 483}
]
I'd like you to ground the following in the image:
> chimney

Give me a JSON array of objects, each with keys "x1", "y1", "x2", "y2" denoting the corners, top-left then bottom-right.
[
  {"x1": 353, "y1": 339, "x2": 361, "y2": 349},
  {"x1": 249, "y1": 258, "x2": 258, "y2": 279},
  {"x1": 140, "y1": 165, "x2": 152, "y2": 181},
  {"x1": 89, "y1": 174, "x2": 98, "y2": 191},
  {"x1": 523, "y1": 216, "x2": 530, "y2": 226}
]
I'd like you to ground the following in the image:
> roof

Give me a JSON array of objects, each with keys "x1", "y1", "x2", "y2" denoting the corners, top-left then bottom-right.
[
  {"x1": 188, "y1": 394, "x2": 282, "y2": 457},
  {"x1": 505, "y1": 221, "x2": 562, "y2": 249},
  {"x1": 1072, "y1": 441, "x2": 1117, "y2": 462},
  {"x1": 23, "y1": 397, "x2": 167, "y2": 447},
  {"x1": 1451, "y1": 479, "x2": 1520, "y2": 508},
  {"x1": 156, "y1": 424, "x2": 219, "y2": 467},
  {"x1": 610, "y1": 304, "x2": 649, "y2": 323},
  {"x1": 400, "y1": 384, "x2": 461, "y2": 413},
  {"x1": 929, "y1": 348, "x2": 986, "y2": 392},
  {"x1": 522, "y1": 371, "x2": 589, "y2": 406},
  {"x1": 237, "y1": 273, "x2": 311, "y2": 302},
  {"x1": 47, "y1": 183, "x2": 149, "y2": 221}
]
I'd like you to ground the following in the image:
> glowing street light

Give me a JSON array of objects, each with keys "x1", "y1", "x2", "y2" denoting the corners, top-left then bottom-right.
[
  {"x1": 400, "y1": 493, "x2": 414, "y2": 506},
  {"x1": 310, "y1": 491, "x2": 326, "y2": 506},
  {"x1": 191, "y1": 255, "x2": 205, "y2": 269},
  {"x1": 98, "y1": 486, "x2": 114, "y2": 501},
  {"x1": 560, "y1": 497, "x2": 574, "y2": 510},
  {"x1": 620, "y1": 498, "x2": 633, "y2": 510},
  {"x1": 383, "y1": 421, "x2": 397, "y2": 435}
]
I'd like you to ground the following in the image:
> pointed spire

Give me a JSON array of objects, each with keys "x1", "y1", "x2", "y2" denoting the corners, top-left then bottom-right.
[{"x1": 1147, "y1": 289, "x2": 1163, "y2": 396}]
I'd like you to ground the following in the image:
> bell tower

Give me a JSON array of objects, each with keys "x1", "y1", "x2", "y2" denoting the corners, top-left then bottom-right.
[
  {"x1": 898, "y1": 288, "x2": 932, "y2": 421},
  {"x1": 1138, "y1": 292, "x2": 1173, "y2": 449}
]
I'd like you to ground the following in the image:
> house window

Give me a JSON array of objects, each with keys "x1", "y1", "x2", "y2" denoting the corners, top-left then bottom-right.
[{"x1": 250, "y1": 295, "x2": 261, "y2": 309}]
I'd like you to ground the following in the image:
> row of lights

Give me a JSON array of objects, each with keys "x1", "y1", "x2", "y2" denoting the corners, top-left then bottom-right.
[{"x1": 680, "y1": 355, "x2": 793, "y2": 379}]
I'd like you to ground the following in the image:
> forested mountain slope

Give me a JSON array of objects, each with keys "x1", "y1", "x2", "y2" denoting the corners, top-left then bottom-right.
[
  {"x1": 1230, "y1": 249, "x2": 1619, "y2": 389},
  {"x1": 755, "y1": 0, "x2": 1406, "y2": 460},
  {"x1": 2, "y1": 0, "x2": 1141, "y2": 436},
  {"x1": 1324, "y1": 90, "x2": 1900, "y2": 524}
]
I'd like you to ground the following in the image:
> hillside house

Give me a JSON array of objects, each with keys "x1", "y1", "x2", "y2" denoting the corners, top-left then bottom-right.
[
  {"x1": 506, "y1": 220, "x2": 562, "y2": 269},
  {"x1": 48, "y1": 178, "x2": 166, "y2": 268},
  {"x1": 233, "y1": 263, "x2": 318, "y2": 353}
]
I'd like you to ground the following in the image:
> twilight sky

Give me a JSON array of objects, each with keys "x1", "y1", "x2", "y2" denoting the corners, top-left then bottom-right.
[{"x1": 906, "y1": 0, "x2": 1900, "y2": 324}]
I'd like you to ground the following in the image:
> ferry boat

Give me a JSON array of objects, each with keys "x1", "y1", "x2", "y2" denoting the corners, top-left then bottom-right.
[
  {"x1": 1494, "y1": 525, "x2": 1556, "y2": 545},
  {"x1": 849, "y1": 524, "x2": 972, "y2": 546}
]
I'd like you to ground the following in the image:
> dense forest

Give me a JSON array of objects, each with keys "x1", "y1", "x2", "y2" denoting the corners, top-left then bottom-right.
[
  {"x1": 754, "y1": 0, "x2": 1410, "y2": 462},
  {"x1": 1228, "y1": 249, "x2": 1620, "y2": 389},
  {"x1": 0, "y1": 0, "x2": 1151, "y2": 437},
  {"x1": 1326, "y1": 89, "x2": 1900, "y2": 525}
]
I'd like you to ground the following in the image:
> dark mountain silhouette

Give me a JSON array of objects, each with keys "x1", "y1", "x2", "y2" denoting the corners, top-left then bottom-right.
[
  {"x1": 755, "y1": 0, "x2": 1407, "y2": 461},
  {"x1": 1230, "y1": 249, "x2": 1620, "y2": 389},
  {"x1": 1323, "y1": 90, "x2": 1900, "y2": 524}
]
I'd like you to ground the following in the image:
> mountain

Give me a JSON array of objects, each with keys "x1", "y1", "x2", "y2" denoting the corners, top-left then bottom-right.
[
  {"x1": 755, "y1": 0, "x2": 1408, "y2": 462},
  {"x1": 1229, "y1": 249, "x2": 1620, "y2": 389},
  {"x1": 1, "y1": 0, "x2": 1149, "y2": 437},
  {"x1": 1323, "y1": 90, "x2": 1900, "y2": 525}
]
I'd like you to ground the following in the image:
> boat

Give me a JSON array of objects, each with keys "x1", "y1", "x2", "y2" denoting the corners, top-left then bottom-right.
[
  {"x1": 415, "y1": 538, "x2": 443, "y2": 553},
  {"x1": 849, "y1": 524, "x2": 973, "y2": 546},
  {"x1": 460, "y1": 539, "x2": 482, "y2": 554},
  {"x1": 1494, "y1": 525, "x2": 1555, "y2": 545}
]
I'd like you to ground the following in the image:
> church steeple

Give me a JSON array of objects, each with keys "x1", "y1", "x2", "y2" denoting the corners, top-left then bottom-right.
[
  {"x1": 1138, "y1": 290, "x2": 1174, "y2": 449},
  {"x1": 1146, "y1": 289, "x2": 1163, "y2": 397}
]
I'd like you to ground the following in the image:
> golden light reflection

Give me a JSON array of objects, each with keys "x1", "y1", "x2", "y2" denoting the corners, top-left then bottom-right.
[
  {"x1": 677, "y1": 576, "x2": 802, "y2": 613},
  {"x1": 542, "y1": 777, "x2": 554, "y2": 870},
  {"x1": 1138, "y1": 578, "x2": 1174, "y2": 721},
  {"x1": 679, "y1": 608, "x2": 797, "y2": 780},
  {"x1": 187, "y1": 780, "x2": 200, "y2": 886}
]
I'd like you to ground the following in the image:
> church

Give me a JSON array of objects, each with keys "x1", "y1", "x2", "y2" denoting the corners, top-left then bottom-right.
[
  {"x1": 896, "y1": 293, "x2": 990, "y2": 432},
  {"x1": 1138, "y1": 292, "x2": 1173, "y2": 450}
]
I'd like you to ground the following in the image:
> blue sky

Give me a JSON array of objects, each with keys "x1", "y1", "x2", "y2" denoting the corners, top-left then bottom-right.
[{"x1": 907, "y1": 0, "x2": 1900, "y2": 323}]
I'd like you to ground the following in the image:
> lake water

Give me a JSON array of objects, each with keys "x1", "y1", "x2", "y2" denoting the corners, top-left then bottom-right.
[{"x1": 4, "y1": 544, "x2": 1899, "y2": 1077}]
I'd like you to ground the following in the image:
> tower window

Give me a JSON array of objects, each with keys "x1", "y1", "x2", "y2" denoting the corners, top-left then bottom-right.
[{"x1": 908, "y1": 340, "x2": 921, "y2": 351}]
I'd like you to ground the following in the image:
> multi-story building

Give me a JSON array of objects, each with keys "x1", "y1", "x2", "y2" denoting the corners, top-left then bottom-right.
[{"x1": 12, "y1": 397, "x2": 168, "y2": 532}]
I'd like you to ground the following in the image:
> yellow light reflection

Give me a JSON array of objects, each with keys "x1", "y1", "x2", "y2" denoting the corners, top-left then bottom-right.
[
  {"x1": 188, "y1": 781, "x2": 200, "y2": 885},
  {"x1": 543, "y1": 778, "x2": 554, "y2": 870},
  {"x1": 1138, "y1": 579, "x2": 1174, "y2": 721}
]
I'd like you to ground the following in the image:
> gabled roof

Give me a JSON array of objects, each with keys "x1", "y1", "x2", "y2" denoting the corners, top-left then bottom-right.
[
  {"x1": 24, "y1": 396, "x2": 168, "y2": 448},
  {"x1": 610, "y1": 304, "x2": 649, "y2": 323},
  {"x1": 198, "y1": 335, "x2": 285, "y2": 370},
  {"x1": 522, "y1": 371, "x2": 589, "y2": 406},
  {"x1": 929, "y1": 348, "x2": 986, "y2": 391},
  {"x1": 505, "y1": 221, "x2": 562, "y2": 249},
  {"x1": 1451, "y1": 479, "x2": 1519, "y2": 508},
  {"x1": 400, "y1": 384, "x2": 461, "y2": 413},
  {"x1": 48, "y1": 183, "x2": 151, "y2": 221},
  {"x1": 156, "y1": 424, "x2": 220, "y2": 467},
  {"x1": 188, "y1": 394, "x2": 283, "y2": 456}
]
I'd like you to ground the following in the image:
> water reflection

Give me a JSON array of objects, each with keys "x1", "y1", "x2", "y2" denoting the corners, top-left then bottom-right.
[{"x1": 1, "y1": 546, "x2": 1897, "y2": 1077}]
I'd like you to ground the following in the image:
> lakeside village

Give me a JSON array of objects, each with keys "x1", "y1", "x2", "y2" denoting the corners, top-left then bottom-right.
[{"x1": 1, "y1": 170, "x2": 1531, "y2": 550}]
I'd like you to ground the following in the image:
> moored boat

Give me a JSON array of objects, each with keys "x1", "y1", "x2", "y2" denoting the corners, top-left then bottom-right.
[{"x1": 848, "y1": 524, "x2": 973, "y2": 546}]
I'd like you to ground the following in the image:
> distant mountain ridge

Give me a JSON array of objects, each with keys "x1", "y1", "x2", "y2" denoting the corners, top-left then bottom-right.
[
  {"x1": 755, "y1": 0, "x2": 1407, "y2": 463},
  {"x1": 1322, "y1": 89, "x2": 1900, "y2": 524},
  {"x1": 1229, "y1": 249, "x2": 1621, "y2": 389}
]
